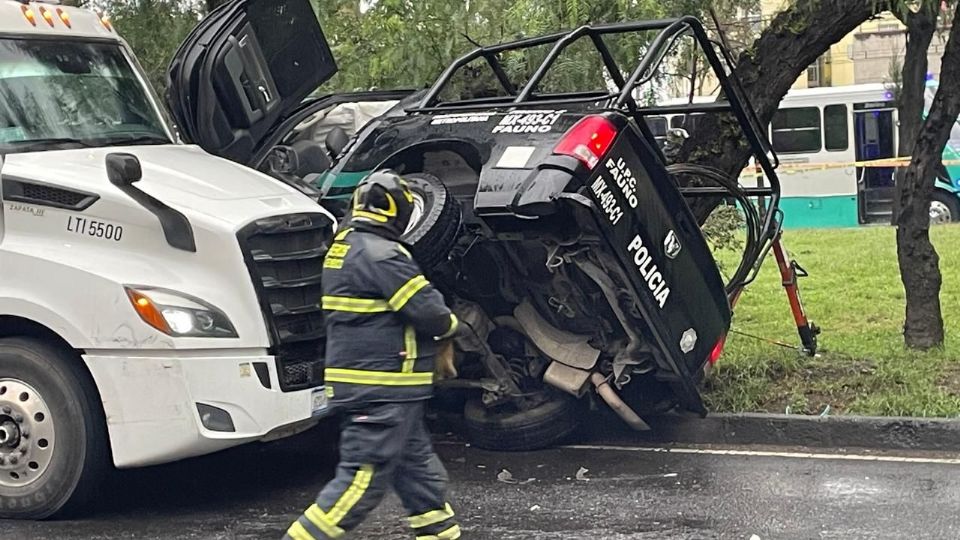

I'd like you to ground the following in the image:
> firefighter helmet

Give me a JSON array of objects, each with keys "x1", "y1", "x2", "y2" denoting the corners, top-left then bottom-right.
[{"x1": 348, "y1": 169, "x2": 416, "y2": 238}]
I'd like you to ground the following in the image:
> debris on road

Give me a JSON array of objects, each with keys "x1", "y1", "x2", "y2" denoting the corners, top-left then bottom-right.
[{"x1": 496, "y1": 469, "x2": 535, "y2": 484}]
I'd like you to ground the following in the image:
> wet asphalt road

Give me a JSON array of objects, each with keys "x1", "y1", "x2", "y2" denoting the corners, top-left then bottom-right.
[{"x1": 2, "y1": 420, "x2": 960, "y2": 540}]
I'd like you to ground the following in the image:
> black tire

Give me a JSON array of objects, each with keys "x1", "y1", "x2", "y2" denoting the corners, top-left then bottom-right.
[
  {"x1": 0, "y1": 338, "x2": 109, "y2": 519},
  {"x1": 463, "y1": 394, "x2": 581, "y2": 451},
  {"x1": 401, "y1": 172, "x2": 462, "y2": 271},
  {"x1": 930, "y1": 190, "x2": 959, "y2": 225}
]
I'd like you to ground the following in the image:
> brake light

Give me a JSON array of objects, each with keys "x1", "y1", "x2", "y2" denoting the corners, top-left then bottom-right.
[
  {"x1": 708, "y1": 334, "x2": 727, "y2": 365},
  {"x1": 39, "y1": 6, "x2": 55, "y2": 27},
  {"x1": 553, "y1": 115, "x2": 618, "y2": 169},
  {"x1": 56, "y1": 8, "x2": 71, "y2": 28},
  {"x1": 21, "y1": 6, "x2": 37, "y2": 26}
]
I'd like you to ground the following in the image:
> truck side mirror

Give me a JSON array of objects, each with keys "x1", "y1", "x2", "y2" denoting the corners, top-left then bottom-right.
[
  {"x1": 325, "y1": 127, "x2": 349, "y2": 158},
  {"x1": 106, "y1": 153, "x2": 143, "y2": 186}
]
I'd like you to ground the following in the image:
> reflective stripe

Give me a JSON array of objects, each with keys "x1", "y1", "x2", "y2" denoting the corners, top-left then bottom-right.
[
  {"x1": 435, "y1": 314, "x2": 459, "y2": 340},
  {"x1": 353, "y1": 209, "x2": 389, "y2": 223},
  {"x1": 305, "y1": 504, "x2": 345, "y2": 538},
  {"x1": 397, "y1": 245, "x2": 413, "y2": 259},
  {"x1": 323, "y1": 258, "x2": 344, "y2": 270},
  {"x1": 402, "y1": 325, "x2": 417, "y2": 373},
  {"x1": 334, "y1": 227, "x2": 353, "y2": 241},
  {"x1": 416, "y1": 524, "x2": 462, "y2": 540},
  {"x1": 325, "y1": 368, "x2": 433, "y2": 386},
  {"x1": 408, "y1": 503, "x2": 456, "y2": 529},
  {"x1": 322, "y1": 296, "x2": 390, "y2": 313},
  {"x1": 287, "y1": 521, "x2": 316, "y2": 540},
  {"x1": 389, "y1": 275, "x2": 430, "y2": 311},
  {"x1": 327, "y1": 464, "x2": 374, "y2": 524},
  {"x1": 327, "y1": 242, "x2": 351, "y2": 258}
]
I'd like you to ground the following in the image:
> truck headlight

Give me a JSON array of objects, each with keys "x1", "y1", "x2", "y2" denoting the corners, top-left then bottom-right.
[{"x1": 124, "y1": 286, "x2": 238, "y2": 338}]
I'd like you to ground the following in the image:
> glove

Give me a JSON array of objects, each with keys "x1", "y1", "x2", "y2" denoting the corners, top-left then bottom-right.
[{"x1": 434, "y1": 340, "x2": 458, "y2": 380}]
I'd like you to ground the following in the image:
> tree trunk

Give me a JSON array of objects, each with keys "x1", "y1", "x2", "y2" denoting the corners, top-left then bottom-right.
[
  {"x1": 892, "y1": 2, "x2": 938, "y2": 224},
  {"x1": 894, "y1": 3, "x2": 938, "y2": 157},
  {"x1": 680, "y1": 0, "x2": 892, "y2": 222},
  {"x1": 896, "y1": 9, "x2": 960, "y2": 350}
]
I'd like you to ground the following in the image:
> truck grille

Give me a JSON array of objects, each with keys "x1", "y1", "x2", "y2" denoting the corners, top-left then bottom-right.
[{"x1": 238, "y1": 213, "x2": 332, "y2": 392}]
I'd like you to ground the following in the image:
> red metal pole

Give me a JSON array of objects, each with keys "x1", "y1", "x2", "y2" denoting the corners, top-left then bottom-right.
[{"x1": 772, "y1": 233, "x2": 819, "y2": 355}]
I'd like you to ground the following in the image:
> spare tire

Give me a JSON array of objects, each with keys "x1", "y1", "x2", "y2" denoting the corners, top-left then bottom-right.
[
  {"x1": 463, "y1": 394, "x2": 582, "y2": 451},
  {"x1": 401, "y1": 172, "x2": 462, "y2": 270}
]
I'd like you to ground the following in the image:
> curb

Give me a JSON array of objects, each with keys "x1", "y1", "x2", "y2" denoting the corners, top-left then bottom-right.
[{"x1": 581, "y1": 412, "x2": 960, "y2": 452}]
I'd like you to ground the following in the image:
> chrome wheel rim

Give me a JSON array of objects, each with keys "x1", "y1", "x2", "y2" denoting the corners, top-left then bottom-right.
[
  {"x1": 0, "y1": 379, "x2": 56, "y2": 488},
  {"x1": 930, "y1": 200, "x2": 953, "y2": 225}
]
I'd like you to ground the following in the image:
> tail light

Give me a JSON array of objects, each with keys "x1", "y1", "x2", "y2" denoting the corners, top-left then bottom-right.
[
  {"x1": 708, "y1": 333, "x2": 727, "y2": 365},
  {"x1": 553, "y1": 115, "x2": 618, "y2": 169}
]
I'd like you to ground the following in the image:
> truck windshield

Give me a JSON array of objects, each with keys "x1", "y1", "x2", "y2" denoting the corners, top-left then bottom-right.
[{"x1": 0, "y1": 38, "x2": 172, "y2": 154}]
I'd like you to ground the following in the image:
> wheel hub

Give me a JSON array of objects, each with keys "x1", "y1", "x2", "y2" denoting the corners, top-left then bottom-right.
[
  {"x1": 0, "y1": 379, "x2": 55, "y2": 488},
  {"x1": 930, "y1": 200, "x2": 953, "y2": 225},
  {"x1": 0, "y1": 420, "x2": 20, "y2": 448}
]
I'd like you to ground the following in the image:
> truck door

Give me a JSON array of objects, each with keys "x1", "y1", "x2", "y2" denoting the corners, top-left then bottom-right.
[
  {"x1": 166, "y1": 0, "x2": 338, "y2": 164},
  {"x1": 854, "y1": 103, "x2": 897, "y2": 224}
]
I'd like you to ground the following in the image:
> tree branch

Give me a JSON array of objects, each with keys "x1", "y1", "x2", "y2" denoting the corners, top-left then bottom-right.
[{"x1": 677, "y1": 0, "x2": 893, "y2": 222}]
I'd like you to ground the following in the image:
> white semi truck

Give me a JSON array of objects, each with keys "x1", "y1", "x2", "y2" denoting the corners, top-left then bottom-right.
[{"x1": 0, "y1": 1, "x2": 337, "y2": 518}]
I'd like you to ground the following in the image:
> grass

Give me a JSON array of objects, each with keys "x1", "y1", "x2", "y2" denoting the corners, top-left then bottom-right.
[{"x1": 704, "y1": 225, "x2": 960, "y2": 418}]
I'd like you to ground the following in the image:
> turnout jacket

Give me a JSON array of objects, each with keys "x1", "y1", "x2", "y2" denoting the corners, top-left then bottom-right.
[{"x1": 321, "y1": 226, "x2": 458, "y2": 404}]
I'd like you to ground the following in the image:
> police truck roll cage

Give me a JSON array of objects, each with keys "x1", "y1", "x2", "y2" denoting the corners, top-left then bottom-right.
[{"x1": 407, "y1": 17, "x2": 816, "y2": 353}]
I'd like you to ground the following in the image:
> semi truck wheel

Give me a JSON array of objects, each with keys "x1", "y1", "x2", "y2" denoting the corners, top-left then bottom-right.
[
  {"x1": 0, "y1": 338, "x2": 108, "y2": 519},
  {"x1": 401, "y1": 172, "x2": 462, "y2": 271},
  {"x1": 463, "y1": 393, "x2": 581, "y2": 451}
]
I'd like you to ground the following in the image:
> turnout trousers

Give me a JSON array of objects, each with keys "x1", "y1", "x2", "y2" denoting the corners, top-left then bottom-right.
[{"x1": 284, "y1": 401, "x2": 460, "y2": 540}]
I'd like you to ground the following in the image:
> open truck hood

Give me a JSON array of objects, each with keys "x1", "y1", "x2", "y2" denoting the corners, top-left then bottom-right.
[{"x1": 166, "y1": 0, "x2": 337, "y2": 164}]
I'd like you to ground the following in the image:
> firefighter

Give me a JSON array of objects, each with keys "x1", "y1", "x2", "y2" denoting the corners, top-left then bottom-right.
[{"x1": 284, "y1": 170, "x2": 461, "y2": 540}]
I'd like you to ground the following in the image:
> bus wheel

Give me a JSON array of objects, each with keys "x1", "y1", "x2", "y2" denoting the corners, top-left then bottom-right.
[
  {"x1": 0, "y1": 338, "x2": 108, "y2": 519},
  {"x1": 930, "y1": 191, "x2": 959, "y2": 225}
]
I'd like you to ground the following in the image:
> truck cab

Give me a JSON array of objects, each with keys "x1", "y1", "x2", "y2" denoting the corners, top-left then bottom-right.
[{"x1": 0, "y1": 0, "x2": 336, "y2": 518}]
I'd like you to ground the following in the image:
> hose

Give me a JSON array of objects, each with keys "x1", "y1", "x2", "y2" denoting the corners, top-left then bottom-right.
[{"x1": 666, "y1": 163, "x2": 772, "y2": 296}]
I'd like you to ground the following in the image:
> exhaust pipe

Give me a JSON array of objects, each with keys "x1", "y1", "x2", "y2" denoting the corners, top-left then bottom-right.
[{"x1": 591, "y1": 372, "x2": 650, "y2": 431}]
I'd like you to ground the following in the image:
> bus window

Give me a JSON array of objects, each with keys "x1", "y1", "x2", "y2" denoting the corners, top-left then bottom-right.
[
  {"x1": 824, "y1": 104, "x2": 848, "y2": 151},
  {"x1": 771, "y1": 107, "x2": 822, "y2": 153}
]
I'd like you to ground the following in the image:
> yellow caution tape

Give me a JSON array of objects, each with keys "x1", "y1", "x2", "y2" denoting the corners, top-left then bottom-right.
[{"x1": 737, "y1": 157, "x2": 960, "y2": 177}]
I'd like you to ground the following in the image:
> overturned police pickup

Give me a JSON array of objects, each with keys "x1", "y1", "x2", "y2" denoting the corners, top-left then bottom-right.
[{"x1": 168, "y1": 2, "x2": 785, "y2": 450}]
